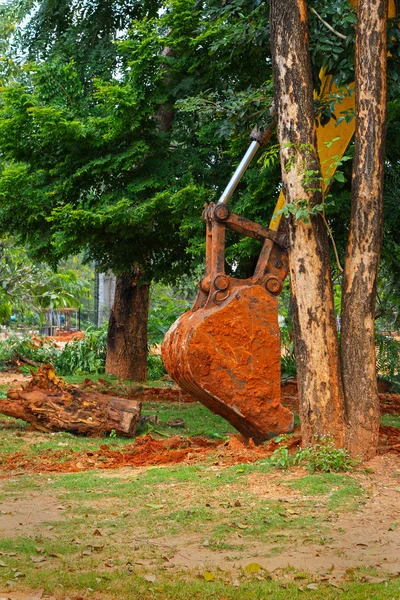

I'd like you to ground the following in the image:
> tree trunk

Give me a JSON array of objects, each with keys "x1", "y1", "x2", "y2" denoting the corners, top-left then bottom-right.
[
  {"x1": 270, "y1": 0, "x2": 346, "y2": 447},
  {"x1": 105, "y1": 268, "x2": 150, "y2": 381},
  {"x1": 3, "y1": 364, "x2": 141, "y2": 436},
  {"x1": 341, "y1": 0, "x2": 388, "y2": 459}
]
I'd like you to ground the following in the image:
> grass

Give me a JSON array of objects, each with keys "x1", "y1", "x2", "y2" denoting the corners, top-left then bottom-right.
[
  {"x1": 0, "y1": 462, "x2": 398, "y2": 598},
  {"x1": 140, "y1": 401, "x2": 235, "y2": 438},
  {"x1": 0, "y1": 559, "x2": 398, "y2": 600},
  {"x1": 0, "y1": 376, "x2": 400, "y2": 598},
  {"x1": 380, "y1": 413, "x2": 400, "y2": 427},
  {"x1": 285, "y1": 473, "x2": 365, "y2": 511}
]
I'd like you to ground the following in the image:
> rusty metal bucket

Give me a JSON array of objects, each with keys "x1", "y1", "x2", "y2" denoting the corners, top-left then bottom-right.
[{"x1": 161, "y1": 135, "x2": 294, "y2": 441}]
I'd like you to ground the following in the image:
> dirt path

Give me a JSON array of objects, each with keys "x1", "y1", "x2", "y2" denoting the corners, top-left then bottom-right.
[
  {"x1": 123, "y1": 454, "x2": 400, "y2": 580},
  {"x1": 0, "y1": 492, "x2": 64, "y2": 538}
]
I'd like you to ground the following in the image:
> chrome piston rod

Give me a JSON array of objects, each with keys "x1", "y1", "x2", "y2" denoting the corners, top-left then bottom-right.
[{"x1": 217, "y1": 140, "x2": 260, "y2": 205}]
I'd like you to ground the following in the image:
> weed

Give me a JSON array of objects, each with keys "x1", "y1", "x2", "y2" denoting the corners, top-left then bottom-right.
[
  {"x1": 294, "y1": 436, "x2": 357, "y2": 472},
  {"x1": 147, "y1": 353, "x2": 166, "y2": 381},
  {"x1": 270, "y1": 446, "x2": 292, "y2": 469}
]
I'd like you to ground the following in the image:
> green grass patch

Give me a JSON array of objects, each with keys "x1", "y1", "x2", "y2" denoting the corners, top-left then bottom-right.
[
  {"x1": 285, "y1": 473, "x2": 365, "y2": 511},
  {"x1": 0, "y1": 562, "x2": 398, "y2": 599},
  {"x1": 380, "y1": 413, "x2": 400, "y2": 428},
  {"x1": 139, "y1": 401, "x2": 235, "y2": 438}
]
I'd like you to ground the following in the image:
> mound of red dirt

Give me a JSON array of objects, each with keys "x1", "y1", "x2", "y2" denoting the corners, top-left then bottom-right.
[
  {"x1": 2, "y1": 425, "x2": 399, "y2": 476},
  {"x1": 97, "y1": 378, "x2": 400, "y2": 415},
  {"x1": 0, "y1": 433, "x2": 303, "y2": 474},
  {"x1": 48, "y1": 331, "x2": 84, "y2": 342},
  {"x1": 280, "y1": 379, "x2": 400, "y2": 417}
]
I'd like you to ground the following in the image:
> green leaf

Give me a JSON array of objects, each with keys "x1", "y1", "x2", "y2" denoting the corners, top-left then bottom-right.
[{"x1": 334, "y1": 171, "x2": 346, "y2": 183}]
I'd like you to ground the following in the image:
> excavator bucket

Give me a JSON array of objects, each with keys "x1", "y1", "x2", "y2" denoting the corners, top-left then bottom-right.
[
  {"x1": 162, "y1": 282, "x2": 294, "y2": 441},
  {"x1": 161, "y1": 195, "x2": 294, "y2": 442}
]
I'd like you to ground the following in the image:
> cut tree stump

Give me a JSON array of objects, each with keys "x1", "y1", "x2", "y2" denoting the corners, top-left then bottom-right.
[{"x1": 1, "y1": 364, "x2": 141, "y2": 436}]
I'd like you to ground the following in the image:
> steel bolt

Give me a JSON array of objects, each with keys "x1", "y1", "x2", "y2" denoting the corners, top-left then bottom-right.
[
  {"x1": 214, "y1": 275, "x2": 229, "y2": 291},
  {"x1": 214, "y1": 204, "x2": 230, "y2": 221},
  {"x1": 265, "y1": 276, "x2": 282, "y2": 295}
]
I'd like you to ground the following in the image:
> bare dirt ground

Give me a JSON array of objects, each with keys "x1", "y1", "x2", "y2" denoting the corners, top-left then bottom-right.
[
  {"x1": 0, "y1": 455, "x2": 399, "y2": 594},
  {"x1": 0, "y1": 493, "x2": 64, "y2": 538},
  {"x1": 106, "y1": 454, "x2": 400, "y2": 579},
  {"x1": 0, "y1": 592, "x2": 47, "y2": 600},
  {"x1": 0, "y1": 374, "x2": 29, "y2": 386}
]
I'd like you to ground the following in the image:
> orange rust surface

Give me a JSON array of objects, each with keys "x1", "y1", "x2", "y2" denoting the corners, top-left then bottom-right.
[{"x1": 162, "y1": 285, "x2": 293, "y2": 441}]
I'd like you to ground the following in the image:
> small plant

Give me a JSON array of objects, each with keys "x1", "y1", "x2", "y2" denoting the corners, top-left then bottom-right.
[
  {"x1": 147, "y1": 353, "x2": 166, "y2": 381},
  {"x1": 294, "y1": 436, "x2": 357, "y2": 473},
  {"x1": 270, "y1": 446, "x2": 292, "y2": 469}
]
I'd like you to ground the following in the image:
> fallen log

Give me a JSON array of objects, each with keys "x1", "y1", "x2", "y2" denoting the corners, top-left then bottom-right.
[{"x1": 1, "y1": 363, "x2": 141, "y2": 436}]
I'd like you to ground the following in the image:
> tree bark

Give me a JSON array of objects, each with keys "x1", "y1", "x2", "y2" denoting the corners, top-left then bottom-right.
[
  {"x1": 341, "y1": 0, "x2": 388, "y2": 459},
  {"x1": 270, "y1": 0, "x2": 345, "y2": 447},
  {"x1": 105, "y1": 268, "x2": 150, "y2": 381}
]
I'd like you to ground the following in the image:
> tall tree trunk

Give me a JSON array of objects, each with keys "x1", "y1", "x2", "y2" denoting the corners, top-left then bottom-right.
[
  {"x1": 105, "y1": 268, "x2": 150, "y2": 381},
  {"x1": 341, "y1": 0, "x2": 388, "y2": 459},
  {"x1": 270, "y1": 0, "x2": 345, "y2": 447}
]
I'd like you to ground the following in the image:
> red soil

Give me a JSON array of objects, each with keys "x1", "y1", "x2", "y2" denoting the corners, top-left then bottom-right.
[
  {"x1": 122, "y1": 380, "x2": 400, "y2": 416},
  {"x1": 1, "y1": 424, "x2": 399, "y2": 476},
  {"x1": 0, "y1": 433, "x2": 302, "y2": 474}
]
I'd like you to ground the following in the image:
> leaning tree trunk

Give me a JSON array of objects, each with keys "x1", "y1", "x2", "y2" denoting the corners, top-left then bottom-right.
[
  {"x1": 106, "y1": 268, "x2": 150, "y2": 381},
  {"x1": 270, "y1": 0, "x2": 345, "y2": 447},
  {"x1": 341, "y1": 0, "x2": 388, "y2": 460}
]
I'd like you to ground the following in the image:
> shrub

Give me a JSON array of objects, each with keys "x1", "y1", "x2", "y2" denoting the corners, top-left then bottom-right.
[
  {"x1": 53, "y1": 325, "x2": 107, "y2": 375},
  {"x1": 375, "y1": 331, "x2": 400, "y2": 385},
  {"x1": 269, "y1": 435, "x2": 357, "y2": 473},
  {"x1": 148, "y1": 285, "x2": 191, "y2": 346},
  {"x1": 147, "y1": 353, "x2": 166, "y2": 381},
  {"x1": 0, "y1": 334, "x2": 57, "y2": 371}
]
